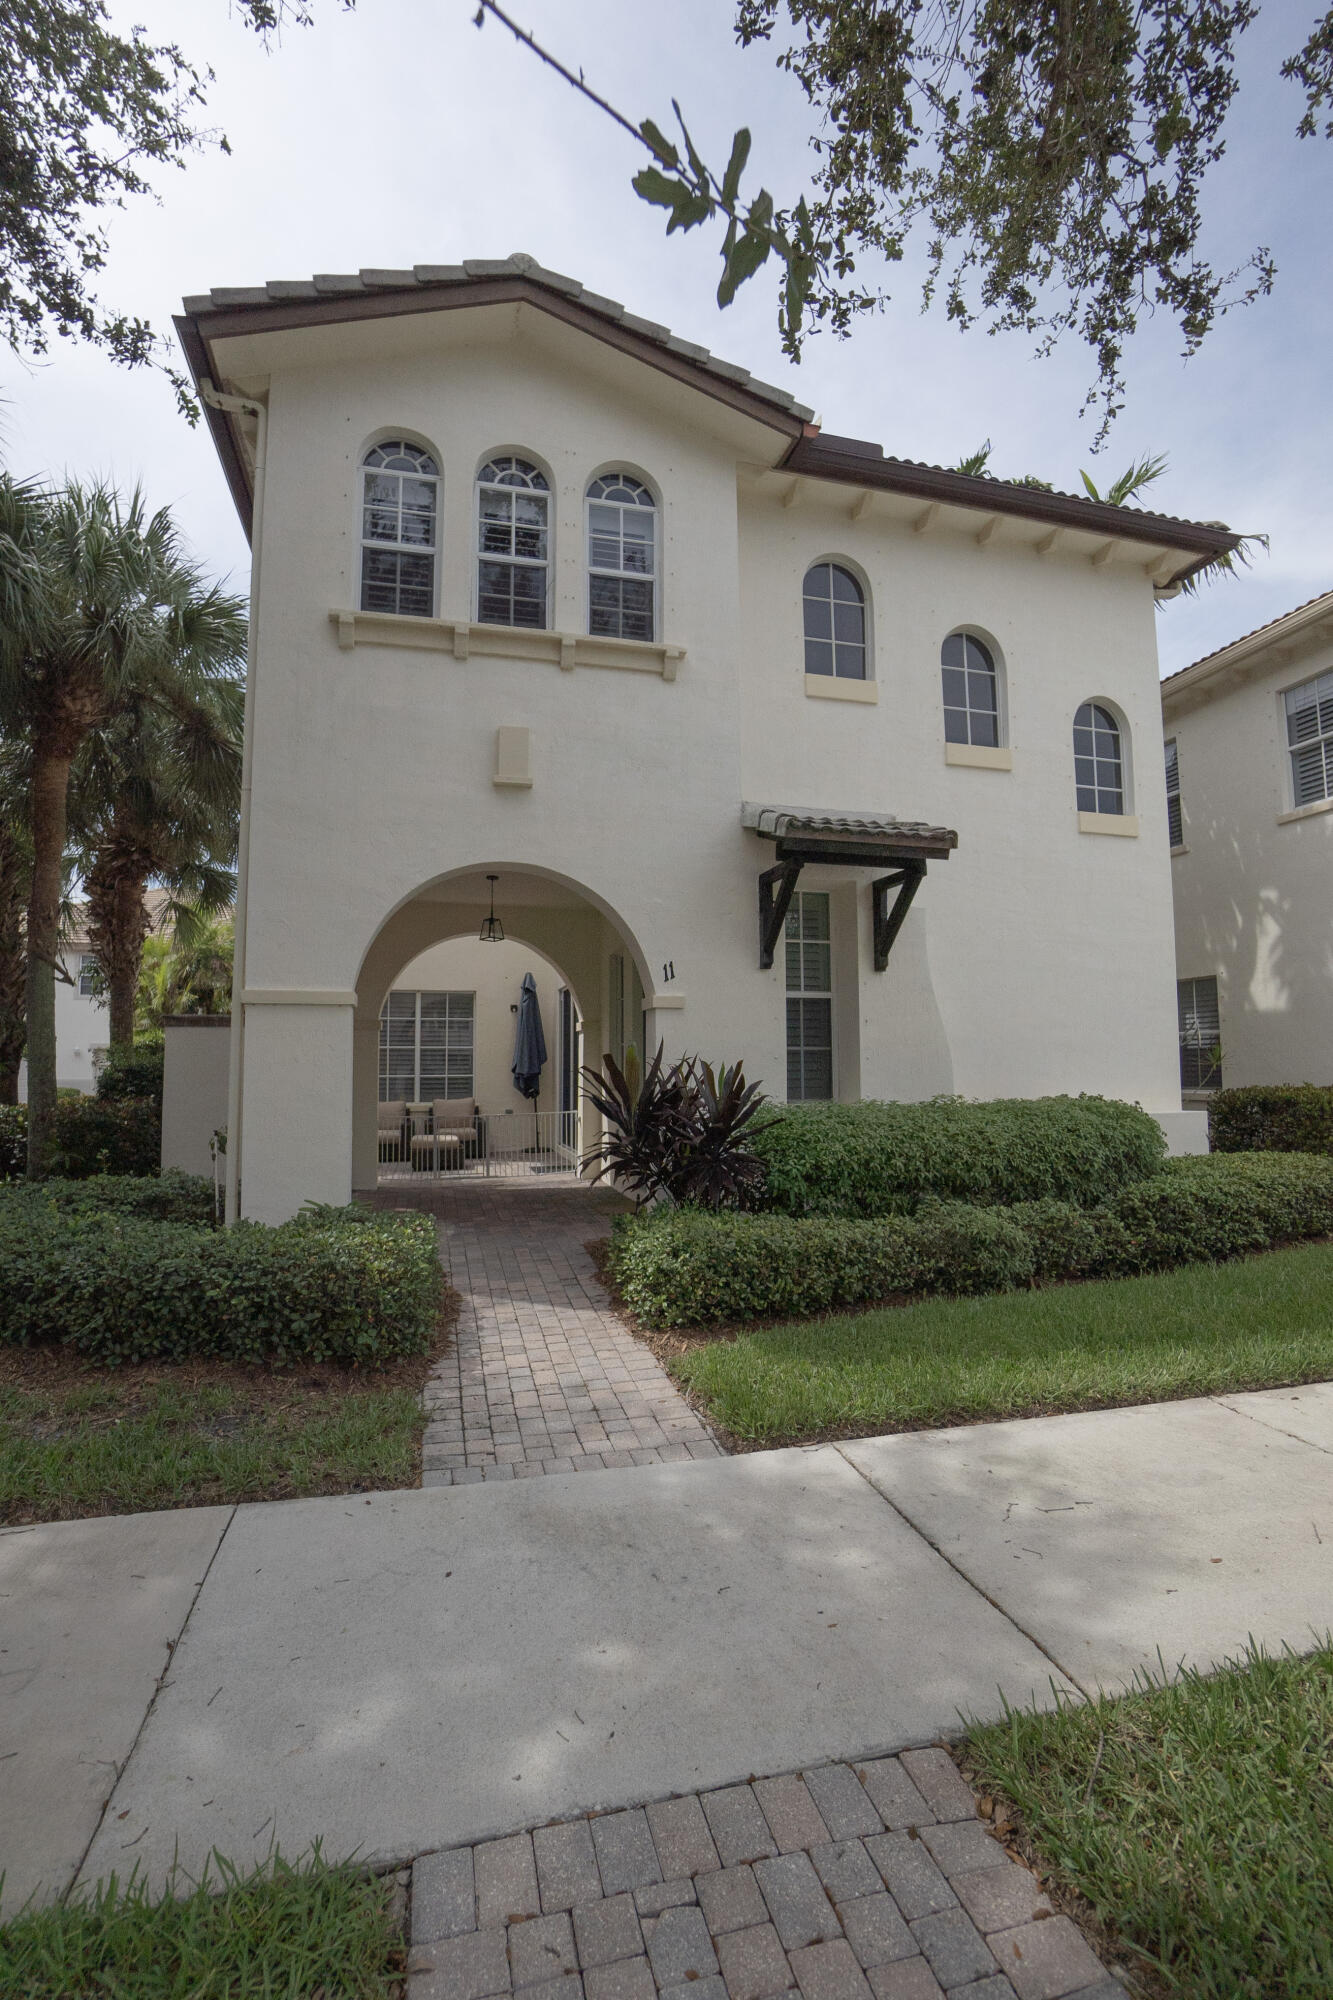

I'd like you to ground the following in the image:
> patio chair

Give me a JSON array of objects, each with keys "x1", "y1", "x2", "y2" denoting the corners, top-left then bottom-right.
[
  {"x1": 410, "y1": 1098, "x2": 477, "y2": 1172},
  {"x1": 378, "y1": 1098, "x2": 408, "y2": 1162}
]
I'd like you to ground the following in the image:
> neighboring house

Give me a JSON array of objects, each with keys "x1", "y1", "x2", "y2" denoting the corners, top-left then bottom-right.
[
  {"x1": 175, "y1": 254, "x2": 1237, "y2": 1223},
  {"x1": 18, "y1": 889, "x2": 174, "y2": 1099},
  {"x1": 1162, "y1": 591, "x2": 1333, "y2": 1099}
]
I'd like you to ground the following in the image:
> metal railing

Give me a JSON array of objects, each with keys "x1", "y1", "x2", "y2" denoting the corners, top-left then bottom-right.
[{"x1": 377, "y1": 1106, "x2": 581, "y2": 1182}]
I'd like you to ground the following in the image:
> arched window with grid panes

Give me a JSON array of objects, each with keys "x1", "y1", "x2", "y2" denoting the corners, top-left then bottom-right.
[
  {"x1": 803, "y1": 563, "x2": 867, "y2": 680},
  {"x1": 359, "y1": 440, "x2": 439, "y2": 616},
  {"x1": 1073, "y1": 702, "x2": 1126, "y2": 814},
  {"x1": 941, "y1": 632, "x2": 1000, "y2": 747},
  {"x1": 587, "y1": 473, "x2": 656, "y2": 641},
  {"x1": 476, "y1": 455, "x2": 550, "y2": 629}
]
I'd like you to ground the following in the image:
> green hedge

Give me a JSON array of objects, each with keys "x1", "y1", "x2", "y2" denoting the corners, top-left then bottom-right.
[
  {"x1": 0, "y1": 1203, "x2": 441, "y2": 1366},
  {"x1": 610, "y1": 1153, "x2": 1333, "y2": 1327},
  {"x1": 0, "y1": 1097, "x2": 161, "y2": 1181},
  {"x1": 96, "y1": 1039, "x2": 165, "y2": 1107},
  {"x1": 0, "y1": 1171, "x2": 215, "y2": 1225},
  {"x1": 750, "y1": 1095, "x2": 1166, "y2": 1217},
  {"x1": 1210, "y1": 1084, "x2": 1333, "y2": 1156}
]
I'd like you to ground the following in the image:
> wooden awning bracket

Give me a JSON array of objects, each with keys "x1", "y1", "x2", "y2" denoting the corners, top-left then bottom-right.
[
  {"x1": 872, "y1": 864, "x2": 926, "y2": 972},
  {"x1": 759, "y1": 860, "x2": 803, "y2": 969}
]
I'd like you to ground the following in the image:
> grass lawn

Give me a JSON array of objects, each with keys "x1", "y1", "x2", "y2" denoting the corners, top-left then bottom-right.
[
  {"x1": 965, "y1": 1641, "x2": 1333, "y2": 1999},
  {"x1": 0, "y1": 1851, "x2": 404, "y2": 1998},
  {"x1": 0, "y1": 1338, "x2": 445, "y2": 1525},
  {"x1": 666, "y1": 1240, "x2": 1333, "y2": 1444}
]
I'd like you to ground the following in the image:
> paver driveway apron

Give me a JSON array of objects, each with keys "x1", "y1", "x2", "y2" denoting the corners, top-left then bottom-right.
[{"x1": 369, "y1": 1180, "x2": 722, "y2": 1482}]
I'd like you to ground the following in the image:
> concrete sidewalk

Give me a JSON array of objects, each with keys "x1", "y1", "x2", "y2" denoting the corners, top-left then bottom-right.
[{"x1": 3, "y1": 1384, "x2": 1332, "y2": 1919}]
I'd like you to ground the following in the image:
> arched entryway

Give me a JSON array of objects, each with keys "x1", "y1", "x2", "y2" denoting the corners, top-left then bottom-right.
[{"x1": 352, "y1": 864, "x2": 654, "y2": 1194}]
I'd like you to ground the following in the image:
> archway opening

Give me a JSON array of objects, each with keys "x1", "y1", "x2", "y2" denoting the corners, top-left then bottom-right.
[{"x1": 352, "y1": 865, "x2": 651, "y2": 1192}]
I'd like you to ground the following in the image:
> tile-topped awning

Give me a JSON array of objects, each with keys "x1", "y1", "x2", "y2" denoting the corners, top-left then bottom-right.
[{"x1": 741, "y1": 803, "x2": 959, "y2": 971}]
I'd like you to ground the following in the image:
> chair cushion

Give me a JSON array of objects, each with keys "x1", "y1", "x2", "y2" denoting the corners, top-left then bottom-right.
[
  {"x1": 432, "y1": 1098, "x2": 475, "y2": 1130},
  {"x1": 378, "y1": 1099, "x2": 407, "y2": 1126}
]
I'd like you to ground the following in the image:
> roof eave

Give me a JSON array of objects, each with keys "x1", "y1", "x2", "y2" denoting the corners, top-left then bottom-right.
[
  {"x1": 778, "y1": 434, "x2": 1239, "y2": 572},
  {"x1": 1162, "y1": 592, "x2": 1333, "y2": 709}
]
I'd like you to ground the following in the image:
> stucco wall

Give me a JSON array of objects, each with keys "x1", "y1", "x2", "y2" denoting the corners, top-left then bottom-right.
[
  {"x1": 221, "y1": 306, "x2": 1190, "y2": 1219},
  {"x1": 161, "y1": 1016, "x2": 230, "y2": 1178},
  {"x1": 1166, "y1": 635, "x2": 1333, "y2": 1086},
  {"x1": 17, "y1": 954, "x2": 107, "y2": 1099}
]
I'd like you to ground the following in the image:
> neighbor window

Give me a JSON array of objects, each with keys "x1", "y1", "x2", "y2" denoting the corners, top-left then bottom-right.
[
  {"x1": 941, "y1": 633, "x2": 999, "y2": 746},
  {"x1": 77, "y1": 953, "x2": 100, "y2": 997},
  {"x1": 360, "y1": 440, "x2": 439, "y2": 617},
  {"x1": 786, "y1": 891, "x2": 833, "y2": 1100},
  {"x1": 1165, "y1": 738, "x2": 1183, "y2": 848},
  {"x1": 476, "y1": 455, "x2": 550, "y2": 629},
  {"x1": 1285, "y1": 669, "x2": 1333, "y2": 807},
  {"x1": 379, "y1": 990, "x2": 475, "y2": 1101},
  {"x1": 803, "y1": 563, "x2": 867, "y2": 680},
  {"x1": 1178, "y1": 975, "x2": 1222, "y2": 1092},
  {"x1": 587, "y1": 473, "x2": 656, "y2": 641},
  {"x1": 1073, "y1": 702, "x2": 1125, "y2": 814}
]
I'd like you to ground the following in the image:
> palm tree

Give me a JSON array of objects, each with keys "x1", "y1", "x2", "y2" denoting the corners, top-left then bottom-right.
[
  {"x1": 0, "y1": 758, "x2": 29, "y2": 1103},
  {"x1": 0, "y1": 477, "x2": 246, "y2": 1176},
  {"x1": 77, "y1": 673, "x2": 243, "y2": 1050}
]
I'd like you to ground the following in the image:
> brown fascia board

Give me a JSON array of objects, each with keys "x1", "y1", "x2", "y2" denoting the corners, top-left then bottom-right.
[
  {"x1": 780, "y1": 433, "x2": 1240, "y2": 579},
  {"x1": 176, "y1": 277, "x2": 808, "y2": 537}
]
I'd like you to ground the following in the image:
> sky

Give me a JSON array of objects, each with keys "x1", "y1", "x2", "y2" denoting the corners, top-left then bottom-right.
[{"x1": 3, "y1": 0, "x2": 1331, "y2": 676}]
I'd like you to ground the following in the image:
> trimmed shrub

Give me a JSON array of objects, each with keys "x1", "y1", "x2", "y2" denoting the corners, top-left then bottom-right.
[
  {"x1": 0, "y1": 1204, "x2": 441, "y2": 1367},
  {"x1": 1210, "y1": 1084, "x2": 1333, "y2": 1156},
  {"x1": 0, "y1": 1104, "x2": 23, "y2": 1180},
  {"x1": 96, "y1": 1039, "x2": 165, "y2": 1108},
  {"x1": 750, "y1": 1095, "x2": 1166, "y2": 1218},
  {"x1": 1105, "y1": 1152, "x2": 1333, "y2": 1273},
  {"x1": 48, "y1": 1095, "x2": 160, "y2": 1178},
  {"x1": 610, "y1": 1153, "x2": 1333, "y2": 1328},
  {"x1": 0, "y1": 1171, "x2": 215, "y2": 1225}
]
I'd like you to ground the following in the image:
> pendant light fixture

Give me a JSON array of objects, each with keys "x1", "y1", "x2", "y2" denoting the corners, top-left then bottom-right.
[{"x1": 479, "y1": 873, "x2": 505, "y2": 943}]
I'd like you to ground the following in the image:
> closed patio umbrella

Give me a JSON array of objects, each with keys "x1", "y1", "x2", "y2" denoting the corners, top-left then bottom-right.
[{"x1": 512, "y1": 972, "x2": 547, "y2": 1101}]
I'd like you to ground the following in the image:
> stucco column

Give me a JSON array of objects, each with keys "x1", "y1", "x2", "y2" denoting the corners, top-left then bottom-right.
[
  {"x1": 239, "y1": 999, "x2": 355, "y2": 1222},
  {"x1": 352, "y1": 1019, "x2": 380, "y2": 1192}
]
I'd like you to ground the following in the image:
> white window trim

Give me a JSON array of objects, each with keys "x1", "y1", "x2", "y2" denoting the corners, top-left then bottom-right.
[
  {"x1": 585, "y1": 472, "x2": 659, "y2": 644},
  {"x1": 941, "y1": 628, "x2": 1007, "y2": 752},
  {"x1": 1073, "y1": 698, "x2": 1134, "y2": 817},
  {"x1": 1278, "y1": 668, "x2": 1333, "y2": 813},
  {"x1": 801, "y1": 557, "x2": 874, "y2": 686},
  {"x1": 474, "y1": 453, "x2": 553, "y2": 631},
  {"x1": 357, "y1": 436, "x2": 441, "y2": 620},
  {"x1": 379, "y1": 989, "x2": 475, "y2": 1103},
  {"x1": 784, "y1": 889, "x2": 836, "y2": 1102}
]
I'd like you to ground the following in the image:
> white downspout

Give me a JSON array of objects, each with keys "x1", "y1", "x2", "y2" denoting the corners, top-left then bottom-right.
[{"x1": 202, "y1": 383, "x2": 268, "y2": 1226}]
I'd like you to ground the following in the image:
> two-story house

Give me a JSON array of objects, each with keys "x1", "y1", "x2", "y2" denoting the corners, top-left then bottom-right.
[
  {"x1": 1162, "y1": 590, "x2": 1333, "y2": 1099},
  {"x1": 175, "y1": 255, "x2": 1236, "y2": 1223}
]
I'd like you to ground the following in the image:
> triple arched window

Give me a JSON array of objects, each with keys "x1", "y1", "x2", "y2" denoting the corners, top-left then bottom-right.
[
  {"x1": 476, "y1": 455, "x2": 551, "y2": 629},
  {"x1": 1073, "y1": 701, "x2": 1126, "y2": 814},
  {"x1": 587, "y1": 473, "x2": 657, "y2": 641},
  {"x1": 359, "y1": 440, "x2": 439, "y2": 617},
  {"x1": 803, "y1": 563, "x2": 867, "y2": 680}
]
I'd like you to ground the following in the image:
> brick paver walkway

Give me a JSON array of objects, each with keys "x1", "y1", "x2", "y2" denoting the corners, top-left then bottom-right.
[
  {"x1": 379, "y1": 1180, "x2": 723, "y2": 1485},
  {"x1": 404, "y1": 1748, "x2": 1120, "y2": 2000}
]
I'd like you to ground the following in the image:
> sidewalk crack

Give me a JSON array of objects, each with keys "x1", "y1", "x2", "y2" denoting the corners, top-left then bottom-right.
[
  {"x1": 831, "y1": 1443, "x2": 1090, "y2": 1700},
  {"x1": 65, "y1": 1506, "x2": 238, "y2": 1902},
  {"x1": 1212, "y1": 1392, "x2": 1333, "y2": 1456}
]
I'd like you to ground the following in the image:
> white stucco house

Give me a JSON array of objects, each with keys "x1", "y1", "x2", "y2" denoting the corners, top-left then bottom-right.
[
  {"x1": 174, "y1": 254, "x2": 1237, "y2": 1223},
  {"x1": 16, "y1": 920, "x2": 109, "y2": 1099},
  {"x1": 1162, "y1": 590, "x2": 1333, "y2": 1097}
]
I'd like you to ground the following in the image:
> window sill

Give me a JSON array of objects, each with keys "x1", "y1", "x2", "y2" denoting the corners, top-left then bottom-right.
[
  {"x1": 944, "y1": 742, "x2": 1012, "y2": 770},
  {"x1": 1170, "y1": 842, "x2": 1189, "y2": 857},
  {"x1": 804, "y1": 674, "x2": 878, "y2": 704},
  {"x1": 1277, "y1": 797, "x2": 1333, "y2": 825},
  {"x1": 1078, "y1": 810, "x2": 1139, "y2": 837},
  {"x1": 331, "y1": 610, "x2": 685, "y2": 680}
]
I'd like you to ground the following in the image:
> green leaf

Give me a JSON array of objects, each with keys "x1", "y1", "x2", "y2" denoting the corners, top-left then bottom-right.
[
  {"x1": 667, "y1": 188, "x2": 714, "y2": 234},
  {"x1": 718, "y1": 226, "x2": 773, "y2": 307},
  {"x1": 721, "y1": 128, "x2": 752, "y2": 209},
  {"x1": 639, "y1": 118, "x2": 679, "y2": 170},
  {"x1": 633, "y1": 166, "x2": 687, "y2": 211}
]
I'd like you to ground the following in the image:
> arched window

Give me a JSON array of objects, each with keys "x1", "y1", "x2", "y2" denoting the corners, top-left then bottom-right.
[
  {"x1": 1074, "y1": 702, "x2": 1125, "y2": 814},
  {"x1": 360, "y1": 440, "x2": 439, "y2": 616},
  {"x1": 803, "y1": 563, "x2": 866, "y2": 680},
  {"x1": 587, "y1": 473, "x2": 656, "y2": 641},
  {"x1": 476, "y1": 455, "x2": 550, "y2": 629},
  {"x1": 941, "y1": 632, "x2": 1000, "y2": 747}
]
